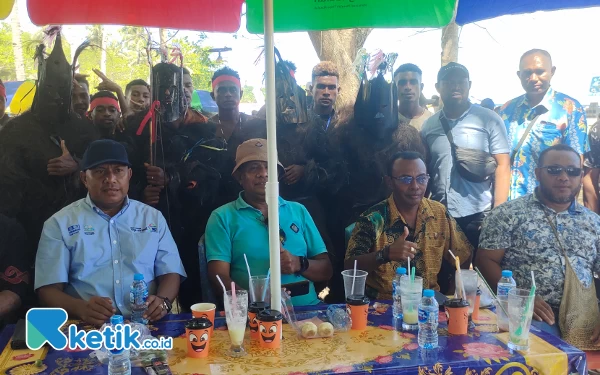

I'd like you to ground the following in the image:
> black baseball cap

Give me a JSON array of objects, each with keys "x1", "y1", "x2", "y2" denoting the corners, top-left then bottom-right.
[
  {"x1": 437, "y1": 62, "x2": 470, "y2": 82},
  {"x1": 81, "y1": 139, "x2": 131, "y2": 171}
]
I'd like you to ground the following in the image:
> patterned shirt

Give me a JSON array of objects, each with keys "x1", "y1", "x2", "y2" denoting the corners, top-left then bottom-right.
[
  {"x1": 584, "y1": 120, "x2": 600, "y2": 169},
  {"x1": 479, "y1": 192, "x2": 600, "y2": 310},
  {"x1": 345, "y1": 196, "x2": 472, "y2": 299},
  {"x1": 499, "y1": 88, "x2": 588, "y2": 200}
]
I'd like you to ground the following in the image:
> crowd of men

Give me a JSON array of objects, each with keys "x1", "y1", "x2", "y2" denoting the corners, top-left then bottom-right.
[{"x1": 2, "y1": 36, "x2": 600, "y2": 348}]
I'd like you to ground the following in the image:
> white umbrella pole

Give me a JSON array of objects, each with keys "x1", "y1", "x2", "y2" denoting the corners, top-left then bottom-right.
[{"x1": 263, "y1": 0, "x2": 281, "y2": 312}]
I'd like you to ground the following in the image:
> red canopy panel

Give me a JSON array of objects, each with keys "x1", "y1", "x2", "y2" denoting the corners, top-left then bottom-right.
[{"x1": 26, "y1": 0, "x2": 245, "y2": 33}]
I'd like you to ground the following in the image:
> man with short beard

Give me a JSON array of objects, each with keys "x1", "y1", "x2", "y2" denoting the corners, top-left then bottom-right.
[
  {"x1": 477, "y1": 144, "x2": 600, "y2": 338},
  {"x1": 71, "y1": 75, "x2": 90, "y2": 118}
]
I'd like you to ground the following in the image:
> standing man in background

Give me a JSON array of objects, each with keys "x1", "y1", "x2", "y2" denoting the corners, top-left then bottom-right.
[{"x1": 394, "y1": 64, "x2": 432, "y2": 130}]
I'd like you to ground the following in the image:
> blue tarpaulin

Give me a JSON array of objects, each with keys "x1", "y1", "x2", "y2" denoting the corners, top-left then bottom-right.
[{"x1": 456, "y1": 0, "x2": 600, "y2": 25}]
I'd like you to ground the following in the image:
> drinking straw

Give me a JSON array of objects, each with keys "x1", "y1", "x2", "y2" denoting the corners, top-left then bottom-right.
[
  {"x1": 448, "y1": 249, "x2": 457, "y2": 261},
  {"x1": 231, "y1": 281, "x2": 238, "y2": 315},
  {"x1": 351, "y1": 260, "x2": 357, "y2": 295},
  {"x1": 244, "y1": 254, "x2": 256, "y2": 301},
  {"x1": 455, "y1": 256, "x2": 466, "y2": 301},
  {"x1": 516, "y1": 271, "x2": 536, "y2": 336},
  {"x1": 411, "y1": 267, "x2": 416, "y2": 282},
  {"x1": 407, "y1": 257, "x2": 411, "y2": 283},
  {"x1": 262, "y1": 269, "x2": 270, "y2": 301},
  {"x1": 216, "y1": 275, "x2": 231, "y2": 319},
  {"x1": 474, "y1": 267, "x2": 509, "y2": 318}
]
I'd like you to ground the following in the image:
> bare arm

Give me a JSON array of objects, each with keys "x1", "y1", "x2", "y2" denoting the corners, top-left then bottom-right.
[
  {"x1": 155, "y1": 273, "x2": 180, "y2": 302},
  {"x1": 584, "y1": 167, "x2": 600, "y2": 213},
  {"x1": 474, "y1": 248, "x2": 506, "y2": 292},
  {"x1": 344, "y1": 251, "x2": 381, "y2": 273},
  {"x1": 0, "y1": 291, "x2": 21, "y2": 319},
  {"x1": 38, "y1": 283, "x2": 115, "y2": 325},
  {"x1": 492, "y1": 153, "x2": 510, "y2": 207},
  {"x1": 301, "y1": 253, "x2": 332, "y2": 282},
  {"x1": 208, "y1": 260, "x2": 236, "y2": 296}
]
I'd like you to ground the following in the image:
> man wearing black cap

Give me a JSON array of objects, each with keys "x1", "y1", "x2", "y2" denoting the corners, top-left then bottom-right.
[
  {"x1": 35, "y1": 139, "x2": 186, "y2": 325},
  {"x1": 420, "y1": 62, "x2": 510, "y2": 253}
]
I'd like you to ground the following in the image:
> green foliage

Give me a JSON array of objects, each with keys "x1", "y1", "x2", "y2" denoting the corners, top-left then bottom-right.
[
  {"x1": 171, "y1": 33, "x2": 223, "y2": 91},
  {"x1": 0, "y1": 23, "x2": 37, "y2": 80},
  {"x1": 241, "y1": 84, "x2": 256, "y2": 103}
]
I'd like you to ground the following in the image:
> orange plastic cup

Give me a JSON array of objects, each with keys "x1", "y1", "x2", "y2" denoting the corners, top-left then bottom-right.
[
  {"x1": 191, "y1": 303, "x2": 216, "y2": 335},
  {"x1": 248, "y1": 302, "x2": 270, "y2": 340},
  {"x1": 472, "y1": 290, "x2": 481, "y2": 320},
  {"x1": 445, "y1": 299, "x2": 469, "y2": 335},
  {"x1": 186, "y1": 317, "x2": 213, "y2": 358},
  {"x1": 257, "y1": 309, "x2": 283, "y2": 348},
  {"x1": 346, "y1": 295, "x2": 370, "y2": 330}
]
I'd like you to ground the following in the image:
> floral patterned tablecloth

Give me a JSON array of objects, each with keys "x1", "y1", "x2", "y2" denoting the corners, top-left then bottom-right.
[{"x1": 0, "y1": 302, "x2": 587, "y2": 375}]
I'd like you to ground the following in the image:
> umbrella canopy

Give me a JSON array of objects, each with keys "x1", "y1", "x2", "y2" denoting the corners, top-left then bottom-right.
[
  {"x1": 0, "y1": 0, "x2": 14, "y2": 20},
  {"x1": 456, "y1": 0, "x2": 600, "y2": 24},
  {"x1": 26, "y1": 0, "x2": 244, "y2": 32}
]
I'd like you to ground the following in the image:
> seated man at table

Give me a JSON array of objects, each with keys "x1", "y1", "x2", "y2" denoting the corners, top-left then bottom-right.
[
  {"x1": 206, "y1": 139, "x2": 333, "y2": 306},
  {"x1": 35, "y1": 140, "x2": 187, "y2": 325},
  {"x1": 345, "y1": 151, "x2": 472, "y2": 299},
  {"x1": 477, "y1": 144, "x2": 600, "y2": 339}
]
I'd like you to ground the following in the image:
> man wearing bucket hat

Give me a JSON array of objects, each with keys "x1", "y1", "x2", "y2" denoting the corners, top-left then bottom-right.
[
  {"x1": 421, "y1": 62, "x2": 510, "y2": 252},
  {"x1": 205, "y1": 138, "x2": 332, "y2": 306},
  {"x1": 35, "y1": 139, "x2": 186, "y2": 325}
]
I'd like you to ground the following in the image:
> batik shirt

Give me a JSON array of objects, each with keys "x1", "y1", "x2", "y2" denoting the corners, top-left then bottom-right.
[
  {"x1": 479, "y1": 192, "x2": 600, "y2": 310},
  {"x1": 499, "y1": 88, "x2": 588, "y2": 200},
  {"x1": 346, "y1": 196, "x2": 472, "y2": 299}
]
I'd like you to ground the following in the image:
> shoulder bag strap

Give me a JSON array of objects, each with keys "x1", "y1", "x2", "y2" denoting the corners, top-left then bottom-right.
[
  {"x1": 541, "y1": 205, "x2": 567, "y2": 257},
  {"x1": 510, "y1": 115, "x2": 540, "y2": 165},
  {"x1": 439, "y1": 115, "x2": 456, "y2": 149}
]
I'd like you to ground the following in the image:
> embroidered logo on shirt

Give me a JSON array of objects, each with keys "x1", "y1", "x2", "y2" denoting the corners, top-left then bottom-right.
[
  {"x1": 147, "y1": 224, "x2": 158, "y2": 233},
  {"x1": 290, "y1": 223, "x2": 299, "y2": 233},
  {"x1": 68, "y1": 225, "x2": 80, "y2": 236},
  {"x1": 130, "y1": 227, "x2": 147, "y2": 233},
  {"x1": 83, "y1": 225, "x2": 95, "y2": 235}
]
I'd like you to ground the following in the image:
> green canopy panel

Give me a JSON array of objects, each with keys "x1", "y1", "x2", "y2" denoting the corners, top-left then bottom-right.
[{"x1": 246, "y1": 0, "x2": 457, "y2": 33}]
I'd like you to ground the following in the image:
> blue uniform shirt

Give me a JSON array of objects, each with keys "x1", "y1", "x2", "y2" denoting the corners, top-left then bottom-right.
[
  {"x1": 205, "y1": 193, "x2": 327, "y2": 306},
  {"x1": 35, "y1": 195, "x2": 186, "y2": 317}
]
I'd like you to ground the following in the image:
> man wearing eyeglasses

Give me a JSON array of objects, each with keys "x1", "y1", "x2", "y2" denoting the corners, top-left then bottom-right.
[
  {"x1": 345, "y1": 152, "x2": 472, "y2": 298},
  {"x1": 477, "y1": 144, "x2": 600, "y2": 339},
  {"x1": 421, "y1": 63, "x2": 510, "y2": 252}
]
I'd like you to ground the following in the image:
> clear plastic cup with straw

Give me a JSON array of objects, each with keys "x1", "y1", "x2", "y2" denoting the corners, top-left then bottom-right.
[
  {"x1": 249, "y1": 275, "x2": 270, "y2": 304},
  {"x1": 400, "y1": 275, "x2": 422, "y2": 331},
  {"x1": 224, "y1": 284, "x2": 248, "y2": 357},
  {"x1": 507, "y1": 288, "x2": 535, "y2": 351},
  {"x1": 341, "y1": 261, "x2": 368, "y2": 299}
]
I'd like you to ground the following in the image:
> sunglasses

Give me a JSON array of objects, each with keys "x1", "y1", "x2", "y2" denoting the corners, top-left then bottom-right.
[
  {"x1": 261, "y1": 217, "x2": 286, "y2": 246},
  {"x1": 543, "y1": 166, "x2": 582, "y2": 177},
  {"x1": 390, "y1": 174, "x2": 430, "y2": 185}
]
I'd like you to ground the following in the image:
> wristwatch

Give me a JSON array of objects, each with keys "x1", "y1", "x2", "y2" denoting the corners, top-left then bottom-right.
[
  {"x1": 295, "y1": 256, "x2": 309, "y2": 276},
  {"x1": 376, "y1": 246, "x2": 390, "y2": 265},
  {"x1": 157, "y1": 296, "x2": 172, "y2": 313}
]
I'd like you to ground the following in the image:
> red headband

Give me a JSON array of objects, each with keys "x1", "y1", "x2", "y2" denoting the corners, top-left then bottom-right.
[
  {"x1": 89, "y1": 97, "x2": 120, "y2": 113},
  {"x1": 289, "y1": 70, "x2": 296, "y2": 79},
  {"x1": 0, "y1": 85, "x2": 5, "y2": 100},
  {"x1": 212, "y1": 75, "x2": 241, "y2": 90}
]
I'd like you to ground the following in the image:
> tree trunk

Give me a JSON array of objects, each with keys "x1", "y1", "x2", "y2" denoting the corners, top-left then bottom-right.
[
  {"x1": 159, "y1": 28, "x2": 168, "y2": 61},
  {"x1": 100, "y1": 26, "x2": 108, "y2": 74},
  {"x1": 11, "y1": 1, "x2": 25, "y2": 81},
  {"x1": 308, "y1": 29, "x2": 372, "y2": 112},
  {"x1": 441, "y1": 21, "x2": 460, "y2": 66}
]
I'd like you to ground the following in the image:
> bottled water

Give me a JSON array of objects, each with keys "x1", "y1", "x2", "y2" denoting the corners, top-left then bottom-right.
[
  {"x1": 392, "y1": 267, "x2": 407, "y2": 319},
  {"x1": 496, "y1": 270, "x2": 516, "y2": 331},
  {"x1": 326, "y1": 305, "x2": 351, "y2": 332},
  {"x1": 418, "y1": 289, "x2": 439, "y2": 349},
  {"x1": 130, "y1": 273, "x2": 148, "y2": 324},
  {"x1": 107, "y1": 315, "x2": 131, "y2": 375}
]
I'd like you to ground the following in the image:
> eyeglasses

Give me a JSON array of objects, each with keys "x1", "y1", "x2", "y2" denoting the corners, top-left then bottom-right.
[
  {"x1": 543, "y1": 166, "x2": 582, "y2": 177},
  {"x1": 261, "y1": 217, "x2": 286, "y2": 246},
  {"x1": 390, "y1": 174, "x2": 430, "y2": 185}
]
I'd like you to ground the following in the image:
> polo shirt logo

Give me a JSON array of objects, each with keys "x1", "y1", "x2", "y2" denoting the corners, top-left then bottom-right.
[
  {"x1": 130, "y1": 227, "x2": 147, "y2": 233},
  {"x1": 83, "y1": 225, "x2": 95, "y2": 235},
  {"x1": 148, "y1": 224, "x2": 158, "y2": 233},
  {"x1": 68, "y1": 225, "x2": 80, "y2": 236},
  {"x1": 290, "y1": 223, "x2": 299, "y2": 233}
]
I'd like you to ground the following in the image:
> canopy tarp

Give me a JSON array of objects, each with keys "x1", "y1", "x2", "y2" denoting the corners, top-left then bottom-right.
[
  {"x1": 0, "y1": 0, "x2": 14, "y2": 20},
  {"x1": 246, "y1": 0, "x2": 456, "y2": 33},
  {"x1": 456, "y1": 0, "x2": 600, "y2": 24},
  {"x1": 25, "y1": 0, "x2": 245, "y2": 32}
]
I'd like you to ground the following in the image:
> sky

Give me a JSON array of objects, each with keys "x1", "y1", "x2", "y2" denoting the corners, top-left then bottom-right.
[{"x1": 7, "y1": 0, "x2": 600, "y2": 106}]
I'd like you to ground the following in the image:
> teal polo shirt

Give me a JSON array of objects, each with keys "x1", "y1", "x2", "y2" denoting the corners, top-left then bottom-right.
[{"x1": 205, "y1": 193, "x2": 327, "y2": 306}]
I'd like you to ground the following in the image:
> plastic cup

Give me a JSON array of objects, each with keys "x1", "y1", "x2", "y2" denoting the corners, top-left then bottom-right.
[
  {"x1": 457, "y1": 270, "x2": 478, "y2": 314},
  {"x1": 496, "y1": 296, "x2": 510, "y2": 332},
  {"x1": 400, "y1": 276, "x2": 422, "y2": 331},
  {"x1": 257, "y1": 309, "x2": 283, "y2": 348},
  {"x1": 186, "y1": 317, "x2": 213, "y2": 358},
  {"x1": 342, "y1": 269, "x2": 368, "y2": 299},
  {"x1": 224, "y1": 290, "x2": 248, "y2": 357},
  {"x1": 346, "y1": 295, "x2": 370, "y2": 330},
  {"x1": 191, "y1": 303, "x2": 216, "y2": 325},
  {"x1": 249, "y1": 275, "x2": 271, "y2": 303},
  {"x1": 445, "y1": 298, "x2": 469, "y2": 335},
  {"x1": 507, "y1": 288, "x2": 535, "y2": 351},
  {"x1": 248, "y1": 301, "x2": 270, "y2": 340}
]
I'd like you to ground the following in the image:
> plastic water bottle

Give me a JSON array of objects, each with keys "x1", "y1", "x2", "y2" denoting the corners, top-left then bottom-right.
[
  {"x1": 392, "y1": 267, "x2": 407, "y2": 319},
  {"x1": 130, "y1": 274, "x2": 148, "y2": 324},
  {"x1": 496, "y1": 270, "x2": 516, "y2": 331},
  {"x1": 418, "y1": 289, "x2": 439, "y2": 349},
  {"x1": 107, "y1": 315, "x2": 131, "y2": 375}
]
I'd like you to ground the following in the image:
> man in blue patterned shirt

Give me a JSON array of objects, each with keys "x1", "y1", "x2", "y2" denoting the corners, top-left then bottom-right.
[
  {"x1": 499, "y1": 49, "x2": 588, "y2": 200},
  {"x1": 477, "y1": 144, "x2": 600, "y2": 337},
  {"x1": 35, "y1": 140, "x2": 186, "y2": 325}
]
